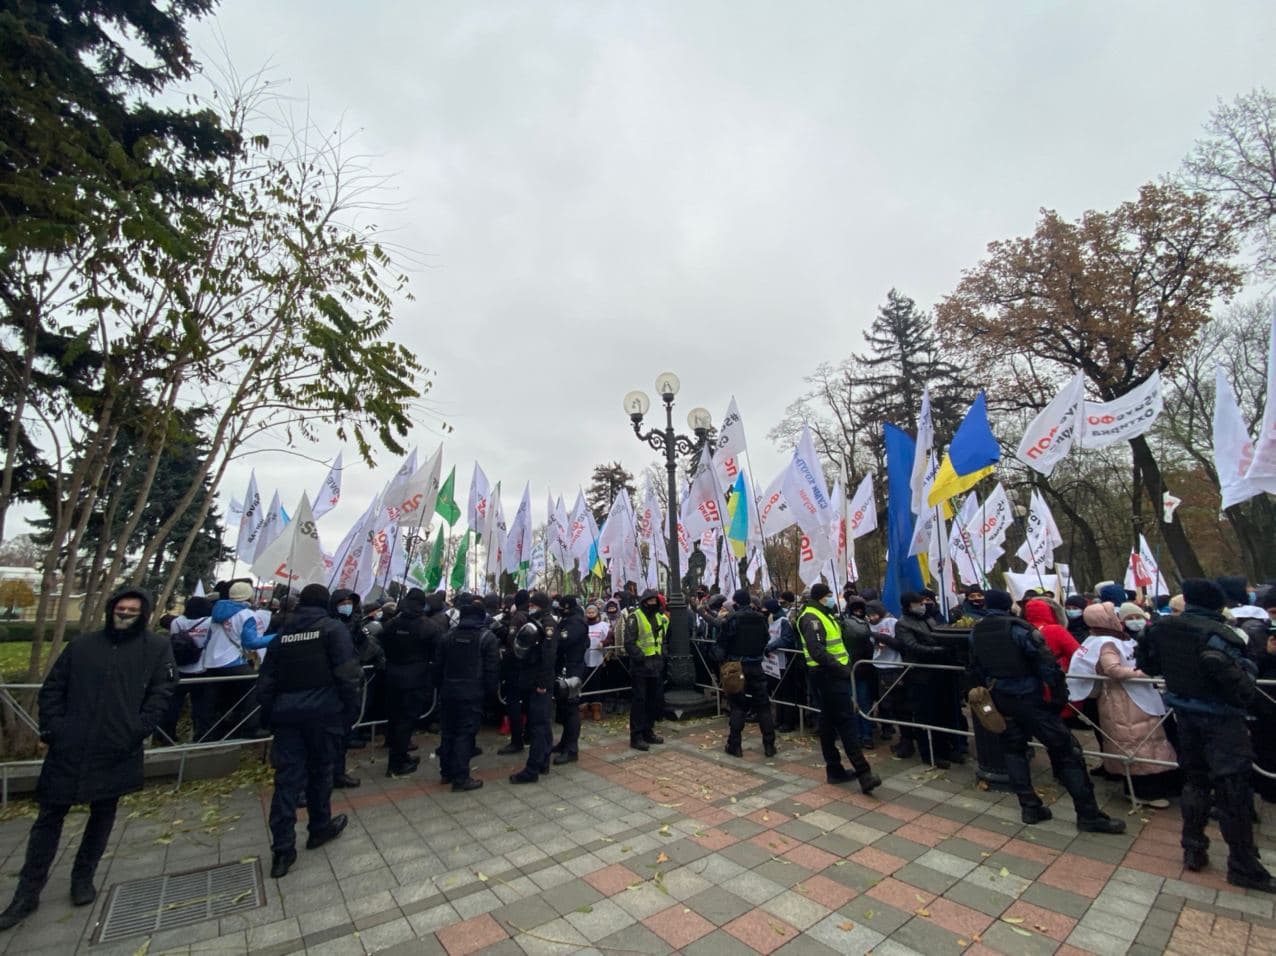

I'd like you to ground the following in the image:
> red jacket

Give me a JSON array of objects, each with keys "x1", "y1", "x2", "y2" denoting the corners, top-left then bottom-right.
[{"x1": 1024, "y1": 600, "x2": 1080, "y2": 715}]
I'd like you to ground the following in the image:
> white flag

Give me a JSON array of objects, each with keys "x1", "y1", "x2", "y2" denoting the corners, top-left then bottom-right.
[
  {"x1": 468, "y1": 462, "x2": 492, "y2": 533},
  {"x1": 1214, "y1": 365, "x2": 1276, "y2": 508},
  {"x1": 975, "y1": 482, "x2": 1014, "y2": 572},
  {"x1": 637, "y1": 488, "x2": 668, "y2": 567},
  {"x1": 235, "y1": 471, "x2": 263, "y2": 559},
  {"x1": 847, "y1": 474, "x2": 877, "y2": 539},
  {"x1": 1245, "y1": 300, "x2": 1276, "y2": 482},
  {"x1": 313, "y1": 451, "x2": 344, "y2": 520},
  {"x1": 1162, "y1": 490, "x2": 1182, "y2": 523},
  {"x1": 503, "y1": 483, "x2": 534, "y2": 572},
  {"x1": 1015, "y1": 489, "x2": 1062, "y2": 573},
  {"x1": 1015, "y1": 372, "x2": 1086, "y2": 477},
  {"x1": 1123, "y1": 533, "x2": 1168, "y2": 595},
  {"x1": 381, "y1": 448, "x2": 418, "y2": 515},
  {"x1": 712, "y1": 396, "x2": 748, "y2": 490},
  {"x1": 908, "y1": 451, "x2": 941, "y2": 557},
  {"x1": 192, "y1": 579, "x2": 206, "y2": 597},
  {"x1": 546, "y1": 493, "x2": 568, "y2": 566},
  {"x1": 1079, "y1": 372, "x2": 1163, "y2": 450},
  {"x1": 782, "y1": 426, "x2": 835, "y2": 572},
  {"x1": 566, "y1": 491, "x2": 594, "y2": 565},
  {"x1": 909, "y1": 390, "x2": 935, "y2": 515},
  {"x1": 253, "y1": 490, "x2": 285, "y2": 562},
  {"x1": 682, "y1": 461, "x2": 725, "y2": 541},
  {"x1": 227, "y1": 497, "x2": 245, "y2": 529},
  {"x1": 758, "y1": 470, "x2": 796, "y2": 537},
  {"x1": 250, "y1": 493, "x2": 326, "y2": 587},
  {"x1": 330, "y1": 500, "x2": 376, "y2": 592},
  {"x1": 949, "y1": 494, "x2": 984, "y2": 587},
  {"x1": 386, "y1": 444, "x2": 443, "y2": 530},
  {"x1": 484, "y1": 484, "x2": 507, "y2": 581}
]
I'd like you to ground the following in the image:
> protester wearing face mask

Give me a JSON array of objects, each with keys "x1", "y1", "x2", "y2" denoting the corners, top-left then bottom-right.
[
  {"x1": 1066, "y1": 602, "x2": 1179, "y2": 806},
  {"x1": 326, "y1": 589, "x2": 382, "y2": 788},
  {"x1": 0, "y1": 588, "x2": 176, "y2": 931},
  {"x1": 1064, "y1": 595, "x2": 1090, "y2": 641},
  {"x1": 893, "y1": 591, "x2": 961, "y2": 768},
  {"x1": 797, "y1": 584, "x2": 881, "y2": 793}
]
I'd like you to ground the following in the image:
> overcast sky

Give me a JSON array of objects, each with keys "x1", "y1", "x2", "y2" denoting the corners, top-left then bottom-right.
[{"x1": 167, "y1": 0, "x2": 1276, "y2": 546}]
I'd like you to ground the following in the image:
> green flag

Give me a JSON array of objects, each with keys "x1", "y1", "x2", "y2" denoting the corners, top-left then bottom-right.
[
  {"x1": 449, "y1": 531, "x2": 471, "y2": 591},
  {"x1": 423, "y1": 526, "x2": 446, "y2": 590},
  {"x1": 436, "y1": 466, "x2": 462, "y2": 525}
]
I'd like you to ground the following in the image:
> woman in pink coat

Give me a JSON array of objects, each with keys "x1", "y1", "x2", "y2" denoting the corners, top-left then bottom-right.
[{"x1": 1067, "y1": 602, "x2": 1180, "y2": 806}]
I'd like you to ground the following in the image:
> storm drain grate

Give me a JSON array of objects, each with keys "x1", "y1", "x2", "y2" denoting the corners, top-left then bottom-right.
[{"x1": 92, "y1": 859, "x2": 265, "y2": 944}]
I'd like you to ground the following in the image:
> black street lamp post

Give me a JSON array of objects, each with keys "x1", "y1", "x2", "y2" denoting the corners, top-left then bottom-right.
[{"x1": 624, "y1": 373, "x2": 713, "y2": 712}]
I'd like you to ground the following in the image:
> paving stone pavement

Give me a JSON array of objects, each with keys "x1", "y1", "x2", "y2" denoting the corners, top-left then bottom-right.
[{"x1": 2, "y1": 715, "x2": 1276, "y2": 955}]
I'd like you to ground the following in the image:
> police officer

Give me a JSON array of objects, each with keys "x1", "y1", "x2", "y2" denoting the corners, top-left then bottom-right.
[
  {"x1": 433, "y1": 594, "x2": 499, "y2": 791},
  {"x1": 379, "y1": 588, "x2": 437, "y2": 777},
  {"x1": 498, "y1": 590, "x2": 532, "y2": 755},
  {"x1": 798, "y1": 584, "x2": 881, "y2": 793},
  {"x1": 719, "y1": 589, "x2": 776, "y2": 758},
  {"x1": 1139, "y1": 578, "x2": 1276, "y2": 891},
  {"x1": 509, "y1": 592, "x2": 558, "y2": 783},
  {"x1": 552, "y1": 595, "x2": 588, "y2": 764},
  {"x1": 968, "y1": 589, "x2": 1124, "y2": 833},
  {"x1": 624, "y1": 589, "x2": 668, "y2": 751},
  {"x1": 257, "y1": 583, "x2": 362, "y2": 878}
]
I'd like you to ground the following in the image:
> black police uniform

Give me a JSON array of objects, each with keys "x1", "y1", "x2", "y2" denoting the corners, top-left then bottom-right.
[
  {"x1": 433, "y1": 602, "x2": 499, "y2": 790},
  {"x1": 510, "y1": 600, "x2": 557, "y2": 782},
  {"x1": 500, "y1": 596, "x2": 531, "y2": 753},
  {"x1": 968, "y1": 608, "x2": 1122, "y2": 832},
  {"x1": 256, "y1": 585, "x2": 362, "y2": 875},
  {"x1": 553, "y1": 601, "x2": 589, "y2": 762},
  {"x1": 719, "y1": 604, "x2": 776, "y2": 757},
  {"x1": 1140, "y1": 602, "x2": 1275, "y2": 890},
  {"x1": 380, "y1": 589, "x2": 438, "y2": 775}
]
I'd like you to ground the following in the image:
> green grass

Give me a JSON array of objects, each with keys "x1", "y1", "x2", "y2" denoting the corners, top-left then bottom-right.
[{"x1": 0, "y1": 642, "x2": 67, "y2": 682}]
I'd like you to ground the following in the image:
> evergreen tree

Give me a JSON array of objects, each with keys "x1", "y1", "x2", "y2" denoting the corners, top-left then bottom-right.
[
  {"x1": 586, "y1": 462, "x2": 636, "y2": 524},
  {"x1": 854, "y1": 289, "x2": 973, "y2": 453}
]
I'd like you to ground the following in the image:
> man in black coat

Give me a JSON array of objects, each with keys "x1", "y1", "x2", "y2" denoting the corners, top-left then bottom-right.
[
  {"x1": 433, "y1": 595, "x2": 499, "y2": 790},
  {"x1": 719, "y1": 589, "x2": 776, "y2": 758},
  {"x1": 498, "y1": 590, "x2": 532, "y2": 755},
  {"x1": 552, "y1": 596, "x2": 588, "y2": 764},
  {"x1": 379, "y1": 588, "x2": 438, "y2": 776},
  {"x1": 257, "y1": 583, "x2": 362, "y2": 878},
  {"x1": 329, "y1": 588, "x2": 381, "y2": 789},
  {"x1": 0, "y1": 588, "x2": 175, "y2": 930},
  {"x1": 893, "y1": 591, "x2": 960, "y2": 767},
  {"x1": 509, "y1": 592, "x2": 557, "y2": 784}
]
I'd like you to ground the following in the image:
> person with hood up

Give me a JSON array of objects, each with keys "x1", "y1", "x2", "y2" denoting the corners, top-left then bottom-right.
[
  {"x1": 509, "y1": 592, "x2": 558, "y2": 783},
  {"x1": 1218, "y1": 574, "x2": 1269, "y2": 659},
  {"x1": 949, "y1": 586, "x2": 989, "y2": 625},
  {"x1": 624, "y1": 588, "x2": 668, "y2": 751},
  {"x1": 206, "y1": 580, "x2": 272, "y2": 739},
  {"x1": 328, "y1": 589, "x2": 382, "y2": 789},
  {"x1": 161, "y1": 593, "x2": 215, "y2": 743},
  {"x1": 841, "y1": 597, "x2": 877, "y2": 749},
  {"x1": 433, "y1": 594, "x2": 499, "y2": 790},
  {"x1": 1067, "y1": 602, "x2": 1178, "y2": 806},
  {"x1": 1023, "y1": 598, "x2": 1081, "y2": 718},
  {"x1": 0, "y1": 588, "x2": 176, "y2": 930},
  {"x1": 551, "y1": 596, "x2": 589, "y2": 764},
  {"x1": 1139, "y1": 579, "x2": 1275, "y2": 891},
  {"x1": 256, "y1": 583, "x2": 361, "y2": 878},
  {"x1": 968, "y1": 590, "x2": 1125, "y2": 835},
  {"x1": 718, "y1": 589, "x2": 777, "y2": 758},
  {"x1": 1063, "y1": 595, "x2": 1090, "y2": 642},
  {"x1": 379, "y1": 588, "x2": 438, "y2": 776},
  {"x1": 798, "y1": 584, "x2": 881, "y2": 794}
]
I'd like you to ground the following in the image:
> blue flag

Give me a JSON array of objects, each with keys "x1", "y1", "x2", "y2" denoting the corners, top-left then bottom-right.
[{"x1": 883, "y1": 423, "x2": 925, "y2": 616}]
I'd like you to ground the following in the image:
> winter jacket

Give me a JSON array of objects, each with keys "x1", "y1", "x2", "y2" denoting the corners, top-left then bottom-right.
[
  {"x1": 255, "y1": 604, "x2": 361, "y2": 729},
  {"x1": 36, "y1": 588, "x2": 176, "y2": 804},
  {"x1": 1024, "y1": 600, "x2": 1081, "y2": 713},
  {"x1": 893, "y1": 611, "x2": 952, "y2": 683},
  {"x1": 207, "y1": 598, "x2": 271, "y2": 668},
  {"x1": 330, "y1": 589, "x2": 385, "y2": 671},
  {"x1": 555, "y1": 608, "x2": 589, "y2": 680},
  {"x1": 380, "y1": 594, "x2": 439, "y2": 689},
  {"x1": 1094, "y1": 636, "x2": 1176, "y2": 776},
  {"x1": 515, "y1": 608, "x2": 558, "y2": 691},
  {"x1": 432, "y1": 606, "x2": 499, "y2": 701}
]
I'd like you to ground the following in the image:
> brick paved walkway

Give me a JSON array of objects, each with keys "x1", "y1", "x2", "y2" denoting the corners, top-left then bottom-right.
[{"x1": 1, "y1": 716, "x2": 1274, "y2": 955}]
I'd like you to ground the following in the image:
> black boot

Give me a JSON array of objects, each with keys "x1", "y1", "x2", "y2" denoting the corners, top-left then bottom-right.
[
  {"x1": 306, "y1": 814, "x2": 348, "y2": 850},
  {"x1": 826, "y1": 765, "x2": 854, "y2": 784},
  {"x1": 643, "y1": 732, "x2": 664, "y2": 744},
  {"x1": 764, "y1": 741, "x2": 777, "y2": 758},
  {"x1": 1184, "y1": 848, "x2": 1209, "y2": 872},
  {"x1": 452, "y1": 777, "x2": 483, "y2": 792},
  {"x1": 629, "y1": 737, "x2": 649, "y2": 752},
  {"x1": 270, "y1": 849, "x2": 297, "y2": 879},
  {"x1": 386, "y1": 757, "x2": 420, "y2": 777},
  {"x1": 1077, "y1": 814, "x2": 1126, "y2": 834},
  {"x1": 332, "y1": 773, "x2": 361, "y2": 789},
  {"x1": 1022, "y1": 805, "x2": 1053, "y2": 825},
  {"x1": 0, "y1": 894, "x2": 37, "y2": 931},
  {"x1": 724, "y1": 741, "x2": 743, "y2": 758},
  {"x1": 70, "y1": 876, "x2": 97, "y2": 907},
  {"x1": 857, "y1": 770, "x2": 882, "y2": 795}
]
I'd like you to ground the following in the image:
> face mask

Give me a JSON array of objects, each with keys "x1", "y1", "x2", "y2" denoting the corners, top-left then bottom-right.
[
  {"x1": 969, "y1": 600, "x2": 984, "y2": 609},
  {"x1": 909, "y1": 605, "x2": 924, "y2": 615},
  {"x1": 1249, "y1": 591, "x2": 1258, "y2": 605},
  {"x1": 821, "y1": 596, "x2": 836, "y2": 609},
  {"x1": 337, "y1": 604, "x2": 353, "y2": 617},
  {"x1": 113, "y1": 611, "x2": 140, "y2": 630},
  {"x1": 1066, "y1": 609, "x2": 1082, "y2": 620},
  {"x1": 1125, "y1": 619, "x2": 1146, "y2": 633},
  {"x1": 643, "y1": 603, "x2": 658, "y2": 614}
]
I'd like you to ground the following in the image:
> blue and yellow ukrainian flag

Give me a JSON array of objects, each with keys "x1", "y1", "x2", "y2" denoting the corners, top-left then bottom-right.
[{"x1": 928, "y1": 392, "x2": 1000, "y2": 508}]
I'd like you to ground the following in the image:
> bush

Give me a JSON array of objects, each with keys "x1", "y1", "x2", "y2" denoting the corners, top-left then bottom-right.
[{"x1": 0, "y1": 622, "x2": 79, "y2": 643}]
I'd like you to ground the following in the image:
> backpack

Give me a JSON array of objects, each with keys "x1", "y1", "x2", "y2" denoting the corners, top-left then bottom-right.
[{"x1": 171, "y1": 618, "x2": 209, "y2": 667}]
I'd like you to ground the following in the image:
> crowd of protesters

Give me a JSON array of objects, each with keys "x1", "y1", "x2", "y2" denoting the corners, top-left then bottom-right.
[{"x1": 2, "y1": 570, "x2": 1275, "y2": 930}]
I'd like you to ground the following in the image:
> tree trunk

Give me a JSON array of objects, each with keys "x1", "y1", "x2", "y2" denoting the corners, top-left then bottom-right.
[{"x1": 1128, "y1": 434, "x2": 1203, "y2": 580}]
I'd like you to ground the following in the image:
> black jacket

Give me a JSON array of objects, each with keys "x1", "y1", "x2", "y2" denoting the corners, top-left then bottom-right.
[
  {"x1": 37, "y1": 588, "x2": 176, "y2": 804},
  {"x1": 555, "y1": 609, "x2": 589, "y2": 680},
  {"x1": 256, "y1": 604, "x2": 361, "y2": 728},
  {"x1": 331, "y1": 589, "x2": 385, "y2": 671},
  {"x1": 893, "y1": 611, "x2": 952, "y2": 683},
  {"x1": 380, "y1": 594, "x2": 438, "y2": 689},
  {"x1": 433, "y1": 608, "x2": 500, "y2": 701},
  {"x1": 514, "y1": 608, "x2": 558, "y2": 691}
]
